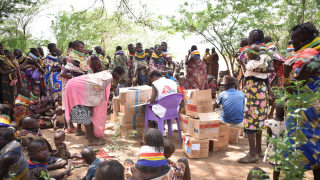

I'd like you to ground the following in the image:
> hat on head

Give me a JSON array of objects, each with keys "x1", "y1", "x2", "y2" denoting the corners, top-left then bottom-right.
[{"x1": 220, "y1": 76, "x2": 237, "y2": 85}]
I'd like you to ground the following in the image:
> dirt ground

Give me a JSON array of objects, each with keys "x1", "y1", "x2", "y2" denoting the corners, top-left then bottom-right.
[{"x1": 44, "y1": 117, "x2": 314, "y2": 180}]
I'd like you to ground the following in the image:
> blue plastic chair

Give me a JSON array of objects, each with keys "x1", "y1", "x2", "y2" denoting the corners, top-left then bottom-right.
[{"x1": 145, "y1": 93, "x2": 183, "y2": 141}]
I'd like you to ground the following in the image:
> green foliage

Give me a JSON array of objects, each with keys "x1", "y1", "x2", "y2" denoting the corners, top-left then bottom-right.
[
  {"x1": 105, "y1": 115, "x2": 136, "y2": 151},
  {"x1": 50, "y1": 7, "x2": 169, "y2": 56},
  {"x1": 165, "y1": 0, "x2": 320, "y2": 75},
  {"x1": 0, "y1": 0, "x2": 40, "y2": 23},
  {"x1": 39, "y1": 171, "x2": 51, "y2": 180},
  {"x1": 7, "y1": 173, "x2": 16, "y2": 180},
  {"x1": 266, "y1": 77, "x2": 320, "y2": 179},
  {"x1": 0, "y1": 0, "x2": 50, "y2": 53}
]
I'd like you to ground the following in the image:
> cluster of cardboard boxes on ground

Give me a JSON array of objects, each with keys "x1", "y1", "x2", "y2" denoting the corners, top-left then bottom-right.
[
  {"x1": 112, "y1": 86, "x2": 152, "y2": 137},
  {"x1": 180, "y1": 89, "x2": 241, "y2": 159}
]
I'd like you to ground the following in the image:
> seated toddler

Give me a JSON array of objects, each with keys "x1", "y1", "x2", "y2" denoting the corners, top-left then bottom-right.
[
  {"x1": 26, "y1": 139, "x2": 72, "y2": 180},
  {"x1": 52, "y1": 130, "x2": 82, "y2": 159}
]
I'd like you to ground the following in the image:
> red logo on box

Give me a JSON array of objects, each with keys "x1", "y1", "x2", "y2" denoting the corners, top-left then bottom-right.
[
  {"x1": 199, "y1": 124, "x2": 219, "y2": 129},
  {"x1": 187, "y1": 104, "x2": 197, "y2": 112}
]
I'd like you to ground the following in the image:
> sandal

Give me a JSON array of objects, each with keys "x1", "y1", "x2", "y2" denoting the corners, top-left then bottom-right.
[
  {"x1": 76, "y1": 131, "x2": 86, "y2": 136},
  {"x1": 238, "y1": 154, "x2": 259, "y2": 163},
  {"x1": 64, "y1": 128, "x2": 74, "y2": 134}
]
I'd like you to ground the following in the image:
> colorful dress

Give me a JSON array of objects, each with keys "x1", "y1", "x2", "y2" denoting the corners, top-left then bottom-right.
[
  {"x1": 16, "y1": 54, "x2": 28, "y2": 88},
  {"x1": 285, "y1": 38, "x2": 320, "y2": 170},
  {"x1": 90, "y1": 50, "x2": 103, "y2": 73},
  {"x1": 236, "y1": 45, "x2": 248, "y2": 90},
  {"x1": 210, "y1": 52, "x2": 219, "y2": 80},
  {"x1": 149, "y1": 52, "x2": 165, "y2": 72},
  {"x1": 43, "y1": 53, "x2": 62, "y2": 101},
  {"x1": 0, "y1": 54, "x2": 15, "y2": 108},
  {"x1": 0, "y1": 140, "x2": 28, "y2": 180},
  {"x1": 133, "y1": 50, "x2": 149, "y2": 85},
  {"x1": 29, "y1": 93, "x2": 52, "y2": 113},
  {"x1": 203, "y1": 52, "x2": 211, "y2": 75},
  {"x1": 186, "y1": 50, "x2": 209, "y2": 90},
  {"x1": 109, "y1": 50, "x2": 129, "y2": 90},
  {"x1": 243, "y1": 78, "x2": 269, "y2": 130}
]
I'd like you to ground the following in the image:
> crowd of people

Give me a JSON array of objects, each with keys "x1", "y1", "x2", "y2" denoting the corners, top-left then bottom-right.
[{"x1": 0, "y1": 21, "x2": 319, "y2": 180}]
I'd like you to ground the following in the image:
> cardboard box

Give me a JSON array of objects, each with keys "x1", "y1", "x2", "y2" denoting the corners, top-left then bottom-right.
[
  {"x1": 184, "y1": 89, "x2": 213, "y2": 118},
  {"x1": 229, "y1": 127, "x2": 241, "y2": 143},
  {"x1": 121, "y1": 126, "x2": 145, "y2": 137},
  {"x1": 119, "y1": 86, "x2": 152, "y2": 103},
  {"x1": 118, "y1": 113, "x2": 145, "y2": 127},
  {"x1": 190, "y1": 113, "x2": 220, "y2": 139},
  {"x1": 182, "y1": 134, "x2": 209, "y2": 159},
  {"x1": 180, "y1": 114, "x2": 190, "y2": 134},
  {"x1": 210, "y1": 122, "x2": 229, "y2": 151},
  {"x1": 113, "y1": 97, "x2": 120, "y2": 111},
  {"x1": 119, "y1": 101, "x2": 146, "y2": 115}
]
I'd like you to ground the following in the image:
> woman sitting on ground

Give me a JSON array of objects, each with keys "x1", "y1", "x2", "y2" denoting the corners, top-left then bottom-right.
[{"x1": 124, "y1": 128, "x2": 191, "y2": 180}]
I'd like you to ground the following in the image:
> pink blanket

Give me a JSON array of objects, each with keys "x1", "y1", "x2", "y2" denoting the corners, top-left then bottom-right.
[{"x1": 65, "y1": 71, "x2": 113, "y2": 138}]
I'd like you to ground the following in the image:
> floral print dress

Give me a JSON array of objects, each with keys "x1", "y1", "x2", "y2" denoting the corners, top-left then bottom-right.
[{"x1": 243, "y1": 80, "x2": 269, "y2": 130}]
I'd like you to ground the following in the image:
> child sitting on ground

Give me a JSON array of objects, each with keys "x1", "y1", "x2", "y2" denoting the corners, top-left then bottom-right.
[
  {"x1": 81, "y1": 146, "x2": 103, "y2": 180},
  {"x1": 52, "y1": 130, "x2": 82, "y2": 159},
  {"x1": 94, "y1": 160, "x2": 125, "y2": 180},
  {"x1": 17, "y1": 115, "x2": 68, "y2": 171},
  {"x1": 263, "y1": 103, "x2": 285, "y2": 180},
  {"x1": 164, "y1": 138, "x2": 176, "y2": 166},
  {"x1": 51, "y1": 97, "x2": 65, "y2": 130},
  {"x1": 177, "y1": 75, "x2": 186, "y2": 109},
  {"x1": 26, "y1": 139, "x2": 72, "y2": 180},
  {"x1": 29, "y1": 85, "x2": 53, "y2": 115},
  {"x1": 243, "y1": 44, "x2": 272, "y2": 98},
  {"x1": 208, "y1": 75, "x2": 217, "y2": 99}
]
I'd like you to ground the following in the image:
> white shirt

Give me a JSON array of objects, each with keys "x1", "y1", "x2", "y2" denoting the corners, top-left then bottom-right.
[{"x1": 152, "y1": 77, "x2": 178, "y2": 101}]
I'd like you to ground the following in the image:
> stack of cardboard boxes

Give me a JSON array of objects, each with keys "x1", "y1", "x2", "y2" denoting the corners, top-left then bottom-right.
[
  {"x1": 113, "y1": 86, "x2": 152, "y2": 137},
  {"x1": 180, "y1": 89, "x2": 230, "y2": 158}
]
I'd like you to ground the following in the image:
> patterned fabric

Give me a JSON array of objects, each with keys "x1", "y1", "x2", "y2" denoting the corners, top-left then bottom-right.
[
  {"x1": 149, "y1": 52, "x2": 165, "y2": 73},
  {"x1": 133, "y1": 51, "x2": 149, "y2": 85},
  {"x1": 15, "y1": 94, "x2": 31, "y2": 106},
  {"x1": 70, "y1": 105, "x2": 91, "y2": 125},
  {"x1": 204, "y1": 53, "x2": 211, "y2": 75},
  {"x1": 186, "y1": 51, "x2": 209, "y2": 90},
  {"x1": 287, "y1": 45, "x2": 294, "y2": 52},
  {"x1": 14, "y1": 105, "x2": 33, "y2": 125},
  {"x1": 243, "y1": 79, "x2": 269, "y2": 130},
  {"x1": 68, "y1": 50, "x2": 89, "y2": 71},
  {"x1": 284, "y1": 40, "x2": 320, "y2": 170},
  {"x1": 165, "y1": 62, "x2": 175, "y2": 71},
  {"x1": 16, "y1": 129, "x2": 44, "y2": 144},
  {"x1": 0, "y1": 140, "x2": 28, "y2": 179},
  {"x1": 209, "y1": 80, "x2": 217, "y2": 98},
  {"x1": 263, "y1": 119, "x2": 285, "y2": 165},
  {"x1": 136, "y1": 146, "x2": 167, "y2": 168},
  {"x1": 162, "y1": 50, "x2": 168, "y2": 59},
  {"x1": 25, "y1": 73, "x2": 46, "y2": 98},
  {"x1": 90, "y1": 54, "x2": 103, "y2": 73},
  {"x1": 210, "y1": 52, "x2": 219, "y2": 80},
  {"x1": 266, "y1": 42, "x2": 276, "y2": 51},
  {"x1": 43, "y1": 53, "x2": 62, "y2": 101},
  {"x1": 0, "y1": 114, "x2": 10, "y2": 127},
  {"x1": 29, "y1": 95, "x2": 52, "y2": 113},
  {"x1": 109, "y1": 52, "x2": 129, "y2": 90},
  {"x1": 0, "y1": 54, "x2": 15, "y2": 108},
  {"x1": 27, "y1": 158, "x2": 47, "y2": 169}
]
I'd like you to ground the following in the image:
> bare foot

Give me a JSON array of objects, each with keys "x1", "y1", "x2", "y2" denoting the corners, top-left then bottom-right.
[
  {"x1": 88, "y1": 138, "x2": 106, "y2": 146},
  {"x1": 66, "y1": 159, "x2": 72, "y2": 176}
]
